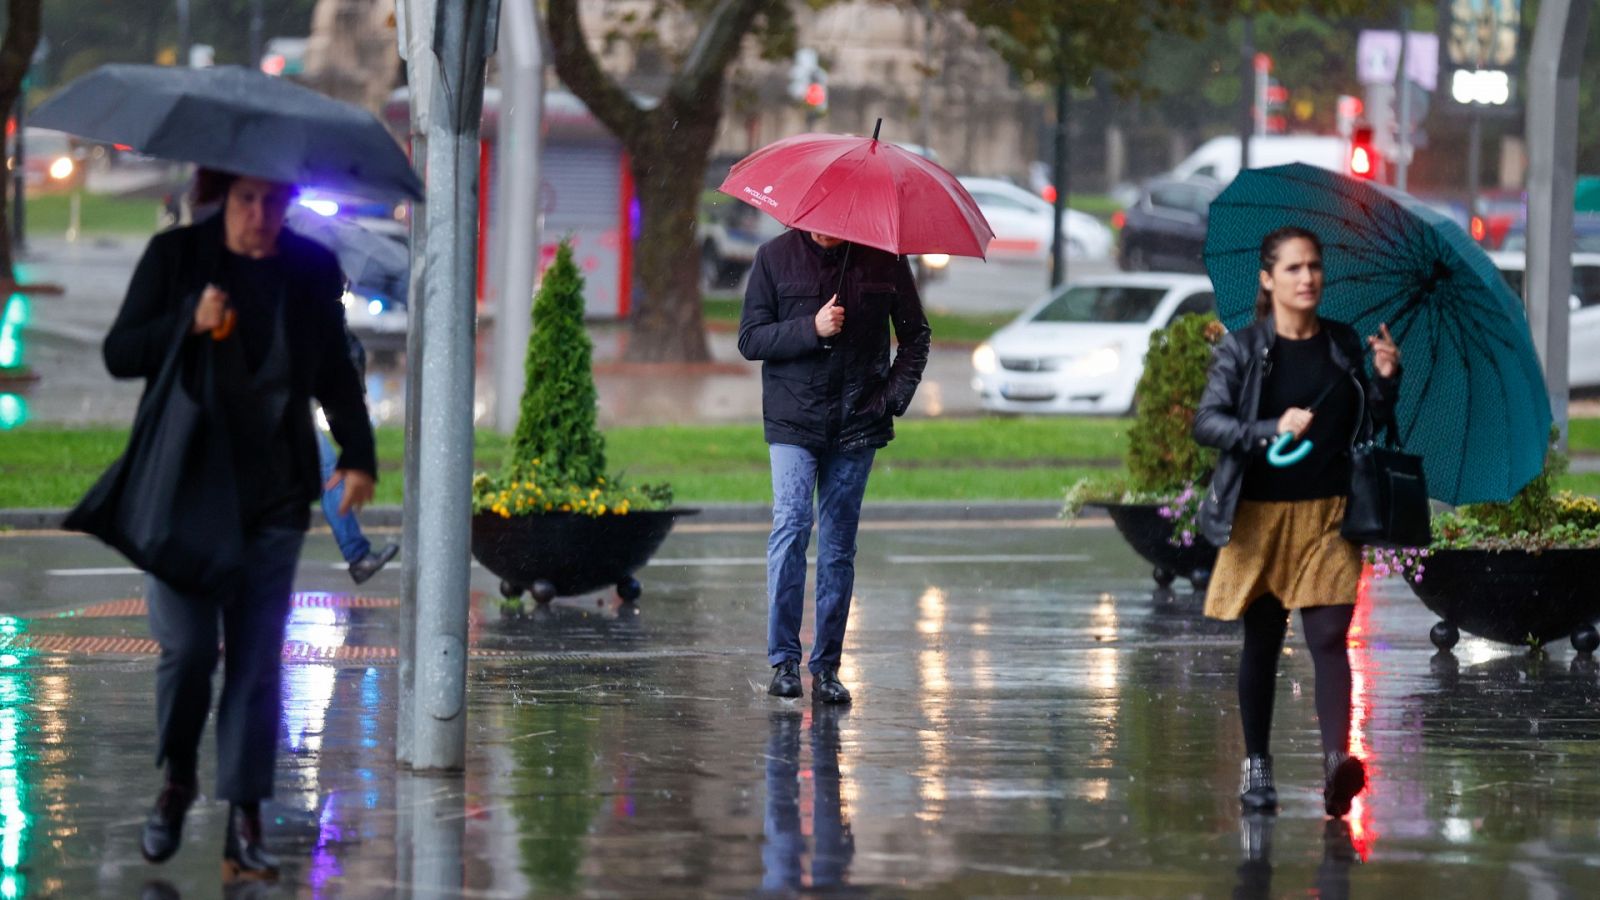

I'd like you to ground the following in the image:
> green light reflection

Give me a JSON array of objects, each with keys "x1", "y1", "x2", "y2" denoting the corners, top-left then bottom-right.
[{"x1": 0, "y1": 640, "x2": 30, "y2": 897}]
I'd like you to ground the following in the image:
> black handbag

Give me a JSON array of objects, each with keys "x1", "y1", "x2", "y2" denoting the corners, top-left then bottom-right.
[
  {"x1": 1340, "y1": 378, "x2": 1431, "y2": 548},
  {"x1": 64, "y1": 303, "x2": 243, "y2": 592}
]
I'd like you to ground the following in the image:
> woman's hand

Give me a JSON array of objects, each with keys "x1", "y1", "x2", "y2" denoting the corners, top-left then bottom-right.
[
  {"x1": 328, "y1": 469, "x2": 376, "y2": 516},
  {"x1": 192, "y1": 284, "x2": 230, "y2": 335},
  {"x1": 1277, "y1": 407, "x2": 1313, "y2": 439},
  {"x1": 1369, "y1": 323, "x2": 1401, "y2": 378}
]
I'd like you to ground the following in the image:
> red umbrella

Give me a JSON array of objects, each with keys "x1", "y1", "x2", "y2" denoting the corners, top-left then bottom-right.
[{"x1": 716, "y1": 122, "x2": 993, "y2": 259}]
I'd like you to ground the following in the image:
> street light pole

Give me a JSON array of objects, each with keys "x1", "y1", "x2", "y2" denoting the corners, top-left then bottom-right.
[
  {"x1": 248, "y1": 0, "x2": 265, "y2": 69},
  {"x1": 176, "y1": 0, "x2": 191, "y2": 67},
  {"x1": 1525, "y1": 0, "x2": 1591, "y2": 449},
  {"x1": 1049, "y1": 76, "x2": 1069, "y2": 289},
  {"x1": 411, "y1": 0, "x2": 500, "y2": 772},
  {"x1": 491, "y1": 0, "x2": 545, "y2": 433}
]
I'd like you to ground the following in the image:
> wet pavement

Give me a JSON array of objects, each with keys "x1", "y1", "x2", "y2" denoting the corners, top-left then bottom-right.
[{"x1": 0, "y1": 520, "x2": 1599, "y2": 897}]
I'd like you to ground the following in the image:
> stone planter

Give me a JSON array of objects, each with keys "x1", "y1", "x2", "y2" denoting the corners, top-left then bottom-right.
[
  {"x1": 471, "y1": 509, "x2": 696, "y2": 607},
  {"x1": 1407, "y1": 548, "x2": 1600, "y2": 652},
  {"x1": 1093, "y1": 502, "x2": 1219, "y2": 591}
]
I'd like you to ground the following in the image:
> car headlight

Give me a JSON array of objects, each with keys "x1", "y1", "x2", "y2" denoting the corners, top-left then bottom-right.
[
  {"x1": 972, "y1": 342, "x2": 998, "y2": 374},
  {"x1": 921, "y1": 253, "x2": 951, "y2": 269},
  {"x1": 1068, "y1": 345, "x2": 1121, "y2": 377},
  {"x1": 48, "y1": 157, "x2": 74, "y2": 181}
]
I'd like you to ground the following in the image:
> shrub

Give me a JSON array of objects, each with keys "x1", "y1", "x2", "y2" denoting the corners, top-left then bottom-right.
[
  {"x1": 473, "y1": 240, "x2": 670, "y2": 517},
  {"x1": 1125, "y1": 313, "x2": 1224, "y2": 494}
]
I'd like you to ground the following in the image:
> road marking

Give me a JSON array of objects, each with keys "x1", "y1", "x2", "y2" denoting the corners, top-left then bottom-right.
[
  {"x1": 884, "y1": 553, "x2": 1091, "y2": 564},
  {"x1": 648, "y1": 557, "x2": 779, "y2": 567},
  {"x1": 45, "y1": 567, "x2": 141, "y2": 577}
]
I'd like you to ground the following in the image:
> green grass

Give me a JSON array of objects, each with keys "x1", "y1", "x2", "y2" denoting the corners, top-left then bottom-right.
[
  {"x1": 24, "y1": 193, "x2": 163, "y2": 236},
  {"x1": 9, "y1": 418, "x2": 1600, "y2": 510},
  {"x1": 704, "y1": 295, "x2": 1009, "y2": 345}
]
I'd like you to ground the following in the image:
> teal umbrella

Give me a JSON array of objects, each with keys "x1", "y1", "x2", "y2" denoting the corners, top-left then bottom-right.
[{"x1": 1204, "y1": 163, "x2": 1550, "y2": 505}]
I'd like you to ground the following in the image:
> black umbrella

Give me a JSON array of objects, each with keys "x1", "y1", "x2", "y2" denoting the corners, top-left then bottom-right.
[{"x1": 32, "y1": 64, "x2": 421, "y2": 202}]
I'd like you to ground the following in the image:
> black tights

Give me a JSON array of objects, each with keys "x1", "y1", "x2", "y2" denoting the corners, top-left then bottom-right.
[{"x1": 1239, "y1": 594, "x2": 1354, "y2": 757}]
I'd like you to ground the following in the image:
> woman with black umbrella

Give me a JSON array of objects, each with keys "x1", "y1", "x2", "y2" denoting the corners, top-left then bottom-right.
[
  {"x1": 1193, "y1": 226, "x2": 1401, "y2": 819},
  {"x1": 104, "y1": 169, "x2": 376, "y2": 882}
]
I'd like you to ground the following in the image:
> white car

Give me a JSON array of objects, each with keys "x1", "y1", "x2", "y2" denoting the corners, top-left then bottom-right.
[
  {"x1": 1489, "y1": 250, "x2": 1600, "y2": 389},
  {"x1": 971, "y1": 273, "x2": 1216, "y2": 415},
  {"x1": 958, "y1": 177, "x2": 1114, "y2": 262}
]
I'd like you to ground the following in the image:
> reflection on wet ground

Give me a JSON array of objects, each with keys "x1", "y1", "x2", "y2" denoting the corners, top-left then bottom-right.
[{"x1": 2, "y1": 523, "x2": 1600, "y2": 896}]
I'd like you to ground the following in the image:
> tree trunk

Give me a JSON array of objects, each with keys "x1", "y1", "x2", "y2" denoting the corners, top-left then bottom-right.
[
  {"x1": 625, "y1": 106, "x2": 716, "y2": 363},
  {"x1": 0, "y1": 0, "x2": 43, "y2": 282}
]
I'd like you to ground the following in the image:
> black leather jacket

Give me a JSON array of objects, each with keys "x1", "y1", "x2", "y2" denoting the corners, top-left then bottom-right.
[
  {"x1": 1193, "y1": 316, "x2": 1400, "y2": 547},
  {"x1": 738, "y1": 230, "x2": 932, "y2": 453}
]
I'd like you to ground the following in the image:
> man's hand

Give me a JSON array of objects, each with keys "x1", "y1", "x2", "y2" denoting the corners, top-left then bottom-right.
[
  {"x1": 814, "y1": 294, "x2": 844, "y2": 338},
  {"x1": 192, "y1": 284, "x2": 230, "y2": 335},
  {"x1": 327, "y1": 469, "x2": 376, "y2": 516}
]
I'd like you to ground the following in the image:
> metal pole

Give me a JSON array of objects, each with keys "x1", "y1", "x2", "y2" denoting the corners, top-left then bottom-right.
[
  {"x1": 916, "y1": 1, "x2": 932, "y2": 153},
  {"x1": 412, "y1": 0, "x2": 498, "y2": 772},
  {"x1": 396, "y1": 0, "x2": 438, "y2": 769},
  {"x1": 1238, "y1": 18, "x2": 1254, "y2": 172},
  {"x1": 1466, "y1": 108, "x2": 1482, "y2": 215},
  {"x1": 248, "y1": 0, "x2": 265, "y2": 69},
  {"x1": 1394, "y1": 6, "x2": 1412, "y2": 192},
  {"x1": 1525, "y1": 0, "x2": 1591, "y2": 449},
  {"x1": 1049, "y1": 77, "x2": 1069, "y2": 289},
  {"x1": 176, "y1": 0, "x2": 191, "y2": 67},
  {"x1": 11, "y1": 93, "x2": 24, "y2": 256},
  {"x1": 403, "y1": 774, "x2": 466, "y2": 895},
  {"x1": 491, "y1": 0, "x2": 545, "y2": 433}
]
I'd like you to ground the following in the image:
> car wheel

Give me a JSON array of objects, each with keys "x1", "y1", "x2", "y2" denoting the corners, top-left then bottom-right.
[{"x1": 1124, "y1": 243, "x2": 1148, "y2": 271}]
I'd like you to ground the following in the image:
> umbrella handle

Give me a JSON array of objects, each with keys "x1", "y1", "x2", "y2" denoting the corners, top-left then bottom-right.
[{"x1": 1267, "y1": 431, "x2": 1313, "y2": 467}]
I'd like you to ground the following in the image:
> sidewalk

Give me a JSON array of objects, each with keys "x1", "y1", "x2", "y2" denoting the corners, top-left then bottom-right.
[{"x1": 0, "y1": 522, "x2": 1597, "y2": 896}]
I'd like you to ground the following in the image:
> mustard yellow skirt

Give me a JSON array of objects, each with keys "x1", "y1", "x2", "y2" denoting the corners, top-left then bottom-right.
[{"x1": 1204, "y1": 495, "x2": 1362, "y2": 621}]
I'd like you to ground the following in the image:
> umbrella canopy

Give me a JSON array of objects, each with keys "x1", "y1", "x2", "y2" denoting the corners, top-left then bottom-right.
[
  {"x1": 32, "y1": 64, "x2": 421, "y2": 202},
  {"x1": 285, "y1": 207, "x2": 410, "y2": 301},
  {"x1": 716, "y1": 128, "x2": 992, "y2": 259},
  {"x1": 1204, "y1": 163, "x2": 1551, "y2": 506}
]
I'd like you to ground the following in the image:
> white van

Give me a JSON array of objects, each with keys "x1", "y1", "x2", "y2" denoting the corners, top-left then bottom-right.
[{"x1": 1169, "y1": 135, "x2": 1348, "y2": 185}]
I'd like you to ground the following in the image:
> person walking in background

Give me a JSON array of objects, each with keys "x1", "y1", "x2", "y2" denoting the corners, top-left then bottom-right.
[
  {"x1": 1193, "y1": 226, "x2": 1401, "y2": 818},
  {"x1": 102, "y1": 169, "x2": 376, "y2": 882},
  {"x1": 738, "y1": 228, "x2": 931, "y2": 704},
  {"x1": 317, "y1": 326, "x2": 398, "y2": 584}
]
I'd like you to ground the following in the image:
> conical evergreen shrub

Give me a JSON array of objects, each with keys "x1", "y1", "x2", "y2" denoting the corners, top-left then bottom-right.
[{"x1": 511, "y1": 241, "x2": 606, "y2": 483}]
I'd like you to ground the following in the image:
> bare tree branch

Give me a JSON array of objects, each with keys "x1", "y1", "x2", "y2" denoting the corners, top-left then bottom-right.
[{"x1": 546, "y1": 0, "x2": 647, "y2": 147}]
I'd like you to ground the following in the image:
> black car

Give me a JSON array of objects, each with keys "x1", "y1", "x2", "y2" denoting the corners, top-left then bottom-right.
[{"x1": 1118, "y1": 177, "x2": 1220, "y2": 273}]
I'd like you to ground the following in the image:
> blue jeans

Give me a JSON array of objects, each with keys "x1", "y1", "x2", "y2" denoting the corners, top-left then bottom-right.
[
  {"x1": 766, "y1": 443, "x2": 876, "y2": 674},
  {"x1": 317, "y1": 428, "x2": 370, "y2": 563}
]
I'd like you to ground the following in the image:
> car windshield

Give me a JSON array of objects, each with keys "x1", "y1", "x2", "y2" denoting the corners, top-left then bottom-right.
[{"x1": 1032, "y1": 285, "x2": 1168, "y2": 323}]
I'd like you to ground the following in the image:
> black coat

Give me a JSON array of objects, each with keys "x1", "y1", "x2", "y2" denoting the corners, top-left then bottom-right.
[
  {"x1": 737, "y1": 230, "x2": 932, "y2": 453},
  {"x1": 1192, "y1": 317, "x2": 1400, "y2": 547},
  {"x1": 103, "y1": 216, "x2": 377, "y2": 515}
]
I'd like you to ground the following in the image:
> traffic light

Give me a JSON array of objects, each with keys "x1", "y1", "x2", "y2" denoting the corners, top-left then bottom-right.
[
  {"x1": 803, "y1": 80, "x2": 827, "y2": 112},
  {"x1": 0, "y1": 293, "x2": 27, "y2": 370},
  {"x1": 1348, "y1": 127, "x2": 1377, "y2": 180}
]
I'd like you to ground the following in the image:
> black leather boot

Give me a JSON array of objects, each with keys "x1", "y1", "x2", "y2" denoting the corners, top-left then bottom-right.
[
  {"x1": 768, "y1": 660, "x2": 802, "y2": 698},
  {"x1": 1323, "y1": 751, "x2": 1366, "y2": 818},
  {"x1": 140, "y1": 778, "x2": 197, "y2": 864},
  {"x1": 1239, "y1": 754, "x2": 1278, "y2": 812},
  {"x1": 222, "y1": 803, "x2": 279, "y2": 883},
  {"x1": 812, "y1": 667, "x2": 852, "y2": 705}
]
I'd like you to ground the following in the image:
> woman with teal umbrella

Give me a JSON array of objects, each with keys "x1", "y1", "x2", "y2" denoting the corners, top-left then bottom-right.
[{"x1": 1193, "y1": 226, "x2": 1401, "y2": 818}]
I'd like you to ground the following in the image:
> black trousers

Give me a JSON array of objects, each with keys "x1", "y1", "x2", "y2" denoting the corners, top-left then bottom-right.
[{"x1": 146, "y1": 526, "x2": 303, "y2": 802}]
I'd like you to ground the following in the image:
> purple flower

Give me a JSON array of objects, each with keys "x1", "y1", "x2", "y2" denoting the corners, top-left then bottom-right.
[
  {"x1": 1414, "y1": 564, "x2": 1425, "y2": 575},
  {"x1": 1374, "y1": 563, "x2": 1391, "y2": 578},
  {"x1": 1413, "y1": 574, "x2": 1424, "y2": 583},
  {"x1": 1180, "y1": 530, "x2": 1194, "y2": 545}
]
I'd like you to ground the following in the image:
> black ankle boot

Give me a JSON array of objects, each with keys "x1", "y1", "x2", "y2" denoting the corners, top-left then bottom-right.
[
  {"x1": 222, "y1": 803, "x2": 279, "y2": 883},
  {"x1": 812, "y1": 667, "x2": 852, "y2": 705},
  {"x1": 1239, "y1": 754, "x2": 1278, "y2": 812},
  {"x1": 768, "y1": 660, "x2": 802, "y2": 698},
  {"x1": 1323, "y1": 751, "x2": 1366, "y2": 817},
  {"x1": 140, "y1": 778, "x2": 197, "y2": 863}
]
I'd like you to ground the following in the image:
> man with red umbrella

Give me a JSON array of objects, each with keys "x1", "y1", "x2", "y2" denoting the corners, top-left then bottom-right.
[{"x1": 724, "y1": 123, "x2": 991, "y2": 704}]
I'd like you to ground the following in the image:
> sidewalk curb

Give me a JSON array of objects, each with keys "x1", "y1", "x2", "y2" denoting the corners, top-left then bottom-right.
[{"x1": 1, "y1": 500, "x2": 1085, "y2": 533}]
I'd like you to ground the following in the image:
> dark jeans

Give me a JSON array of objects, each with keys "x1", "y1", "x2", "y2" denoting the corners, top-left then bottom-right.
[
  {"x1": 146, "y1": 526, "x2": 304, "y2": 802},
  {"x1": 765, "y1": 443, "x2": 876, "y2": 674}
]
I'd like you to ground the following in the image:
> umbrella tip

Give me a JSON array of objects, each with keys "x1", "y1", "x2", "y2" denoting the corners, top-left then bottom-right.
[{"x1": 872, "y1": 118, "x2": 882, "y2": 141}]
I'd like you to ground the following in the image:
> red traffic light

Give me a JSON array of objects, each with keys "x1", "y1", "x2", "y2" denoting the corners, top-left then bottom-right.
[
  {"x1": 1348, "y1": 127, "x2": 1377, "y2": 180},
  {"x1": 804, "y1": 82, "x2": 827, "y2": 107}
]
